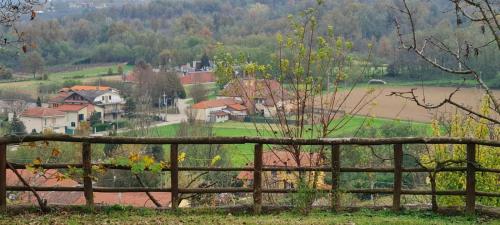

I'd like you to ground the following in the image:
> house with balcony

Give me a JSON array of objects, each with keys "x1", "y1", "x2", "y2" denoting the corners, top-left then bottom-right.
[{"x1": 48, "y1": 86, "x2": 126, "y2": 122}]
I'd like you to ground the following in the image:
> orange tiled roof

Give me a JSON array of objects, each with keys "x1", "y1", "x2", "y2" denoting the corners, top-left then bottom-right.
[
  {"x1": 70, "y1": 85, "x2": 111, "y2": 91},
  {"x1": 237, "y1": 150, "x2": 323, "y2": 180},
  {"x1": 54, "y1": 104, "x2": 88, "y2": 112},
  {"x1": 192, "y1": 98, "x2": 241, "y2": 110},
  {"x1": 180, "y1": 71, "x2": 216, "y2": 85},
  {"x1": 227, "y1": 103, "x2": 247, "y2": 111},
  {"x1": 8, "y1": 169, "x2": 172, "y2": 207},
  {"x1": 21, "y1": 107, "x2": 65, "y2": 117}
]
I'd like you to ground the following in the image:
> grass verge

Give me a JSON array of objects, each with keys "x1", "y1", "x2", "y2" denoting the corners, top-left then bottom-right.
[{"x1": 0, "y1": 207, "x2": 496, "y2": 225}]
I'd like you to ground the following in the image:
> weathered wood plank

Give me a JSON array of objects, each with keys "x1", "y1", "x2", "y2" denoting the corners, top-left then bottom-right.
[
  {"x1": 170, "y1": 144, "x2": 179, "y2": 210},
  {"x1": 393, "y1": 144, "x2": 403, "y2": 212},
  {"x1": 82, "y1": 142, "x2": 93, "y2": 208},
  {"x1": 253, "y1": 144, "x2": 263, "y2": 215},
  {"x1": 466, "y1": 144, "x2": 476, "y2": 214}
]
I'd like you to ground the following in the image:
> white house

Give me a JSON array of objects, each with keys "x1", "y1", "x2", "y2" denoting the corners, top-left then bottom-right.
[
  {"x1": 20, "y1": 107, "x2": 66, "y2": 134},
  {"x1": 61, "y1": 88, "x2": 126, "y2": 122},
  {"x1": 54, "y1": 104, "x2": 104, "y2": 134}
]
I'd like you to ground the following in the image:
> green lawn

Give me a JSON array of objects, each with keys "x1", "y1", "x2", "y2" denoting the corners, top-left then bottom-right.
[
  {"x1": 50, "y1": 64, "x2": 134, "y2": 80},
  {"x1": 145, "y1": 116, "x2": 431, "y2": 166},
  {"x1": 0, "y1": 207, "x2": 495, "y2": 225}
]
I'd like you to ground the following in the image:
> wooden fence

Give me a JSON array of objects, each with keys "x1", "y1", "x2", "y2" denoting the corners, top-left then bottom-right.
[{"x1": 0, "y1": 135, "x2": 499, "y2": 214}]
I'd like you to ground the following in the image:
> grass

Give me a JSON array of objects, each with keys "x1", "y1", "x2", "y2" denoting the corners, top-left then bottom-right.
[
  {"x1": 1, "y1": 64, "x2": 132, "y2": 98},
  {"x1": 145, "y1": 116, "x2": 431, "y2": 166},
  {"x1": 0, "y1": 207, "x2": 496, "y2": 225},
  {"x1": 51, "y1": 64, "x2": 133, "y2": 80}
]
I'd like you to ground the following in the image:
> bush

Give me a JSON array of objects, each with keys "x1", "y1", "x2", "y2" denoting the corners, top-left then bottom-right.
[{"x1": 0, "y1": 67, "x2": 13, "y2": 80}]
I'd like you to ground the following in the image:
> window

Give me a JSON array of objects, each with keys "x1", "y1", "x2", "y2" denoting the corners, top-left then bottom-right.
[
  {"x1": 71, "y1": 122, "x2": 76, "y2": 127},
  {"x1": 109, "y1": 96, "x2": 112, "y2": 100},
  {"x1": 102, "y1": 96, "x2": 105, "y2": 101},
  {"x1": 78, "y1": 114, "x2": 84, "y2": 121}
]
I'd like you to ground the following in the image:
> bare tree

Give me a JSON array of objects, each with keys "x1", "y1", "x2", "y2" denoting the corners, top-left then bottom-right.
[
  {"x1": 392, "y1": 0, "x2": 499, "y2": 124},
  {"x1": 215, "y1": 2, "x2": 377, "y2": 210},
  {"x1": 0, "y1": 0, "x2": 46, "y2": 48}
]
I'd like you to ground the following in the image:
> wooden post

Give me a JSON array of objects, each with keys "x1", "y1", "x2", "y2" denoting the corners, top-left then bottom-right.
[
  {"x1": 466, "y1": 144, "x2": 476, "y2": 214},
  {"x1": 393, "y1": 144, "x2": 403, "y2": 212},
  {"x1": 170, "y1": 144, "x2": 179, "y2": 210},
  {"x1": 0, "y1": 144, "x2": 6, "y2": 213},
  {"x1": 253, "y1": 144, "x2": 263, "y2": 215},
  {"x1": 331, "y1": 145, "x2": 341, "y2": 212},
  {"x1": 82, "y1": 142, "x2": 93, "y2": 208}
]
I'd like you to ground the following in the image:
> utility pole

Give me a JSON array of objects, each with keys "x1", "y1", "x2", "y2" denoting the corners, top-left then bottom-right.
[{"x1": 163, "y1": 92, "x2": 167, "y2": 122}]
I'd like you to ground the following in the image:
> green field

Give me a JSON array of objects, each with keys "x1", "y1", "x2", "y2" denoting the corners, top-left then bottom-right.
[
  {"x1": 1, "y1": 64, "x2": 133, "y2": 98},
  {"x1": 52, "y1": 64, "x2": 134, "y2": 80},
  {"x1": 145, "y1": 116, "x2": 431, "y2": 166},
  {"x1": 0, "y1": 207, "x2": 494, "y2": 225}
]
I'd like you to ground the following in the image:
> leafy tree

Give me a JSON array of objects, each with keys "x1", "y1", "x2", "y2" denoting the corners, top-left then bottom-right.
[
  {"x1": 117, "y1": 65, "x2": 124, "y2": 75},
  {"x1": 22, "y1": 52, "x2": 45, "y2": 79},
  {"x1": 107, "y1": 68, "x2": 113, "y2": 75},
  {"x1": 0, "y1": 66, "x2": 13, "y2": 80},
  {"x1": 189, "y1": 83, "x2": 209, "y2": 103},
  {"x1": 123, "y1": 97, "x2": 137, "y2": 118}
]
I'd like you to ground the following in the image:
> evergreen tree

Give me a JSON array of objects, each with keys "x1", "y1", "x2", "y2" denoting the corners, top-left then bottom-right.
[
  {"x1": 200, "y1": 53, "x2": 210, "y2": 70},
  {"x1": 36, "y1": 96, "x2": 42, "y2": 107},
  {"x1": 9, "y1": 115, "x2": 26, "y2": 135}
]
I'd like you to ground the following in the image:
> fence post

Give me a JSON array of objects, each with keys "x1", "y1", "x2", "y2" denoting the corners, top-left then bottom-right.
[
  {"x1": 393, "y1": 144, "x2": 403, "y2": 212},
  {"x1": 253, "y1": 144, "x2": 263, "y2": 215},
  {"x1": 170, "y1": 144, "x2": 179, "y2": 210},
  {"x1": 466, "y1": 143, "x2": 476, "y2": 214},
  {"x1": 82, "y1": 142, "x2": 93, "y2": 208},
  {"x1": 331, "y1": 145, "x2": 341, "y2": 212},
  {"x1": 0, "y1": 144, "x2": 6, "y2": 213}
]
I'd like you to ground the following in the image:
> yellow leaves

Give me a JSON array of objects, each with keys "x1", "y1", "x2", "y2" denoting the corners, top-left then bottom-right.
[
  {"x1": 178, "y1": 152, "x2": 186, "y2": 162},
  {"x1": 211, "y1": 155, "x2": 222, "y2": 166},
  {"x1": 51, "y1": 148, "x2": 61, "y2": 157},
  {"x1": 92, "y1": 165, "x2": 106, "y2": 175},
  {"x1": 129, "y1": 152, "x2": 139, "y2": 162},
  {"x1": 33, "y1": 157, "x2": 42, "y2": 165},
  {"x1": 142, "y1": 156, "x2": 155, "y2": 168}
]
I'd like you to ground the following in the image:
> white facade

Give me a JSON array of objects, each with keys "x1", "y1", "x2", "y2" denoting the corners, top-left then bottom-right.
[
  {"x1": 192, "y1": 106, "x2": 226, "y2": 122},
  {"x1": 20, "y1": 116, "x2": 66, "y2": 134}
]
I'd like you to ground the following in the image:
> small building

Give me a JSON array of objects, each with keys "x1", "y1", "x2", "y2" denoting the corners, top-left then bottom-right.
[
  {"x1": 190, "y1": 99, "x2": 247, "y2": 122},
  {"x1": 20, "y1": 107, "x2": 66, "y2": 134},
  {"x1": 54, "y1": 104, "x2": 103, "y2": 134}
]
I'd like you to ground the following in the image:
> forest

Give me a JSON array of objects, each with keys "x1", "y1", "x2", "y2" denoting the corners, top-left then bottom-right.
[{"x1": 0, "y1": 0, "x2": 498, "y2": 87}]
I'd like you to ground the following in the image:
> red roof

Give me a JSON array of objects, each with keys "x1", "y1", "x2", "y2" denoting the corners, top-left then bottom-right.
[
  {"x1": 237, "y1": 150, "x2": 323, "y2": 180},
  {"x1": 180, "y1": 71, "x2": 215, "y2": 85},
  {"x1": 21, "y1": 107, "x2": 65, "y2": 117},
  {"x1": 227, "y1": 103, "x2": 247, "y2": 111},
  {"x1": 192, "y1": 98, "x2": 241, "y2": 110},
  {"x1": 48, "y1": 92, "x2": 70, "y2": 104},
  {"x1": 70, "y1": 85, "x2": 111, "y2": 91},
  {"x1": 8, "y1": 169, "x2": 172, "y2": 207},
  {"x1": 54, "y1": 104, "x2": 88, "y2": 112}
]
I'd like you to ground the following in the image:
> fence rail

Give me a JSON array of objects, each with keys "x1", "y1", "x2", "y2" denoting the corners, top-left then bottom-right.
[{"x1": 0, "y1": 135, "x2": 499, "y2": 214}]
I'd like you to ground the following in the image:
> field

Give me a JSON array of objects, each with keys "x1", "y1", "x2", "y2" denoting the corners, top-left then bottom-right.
[
  {"x1": 0, "y1": 207, "x2": 496, "y2": 225},
  {"x1": 340, "y1": 86, "x2": 500, "y2": 122},
  {"x1": 0, "y1": 64, "x2": 133, "y2": 98}
]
